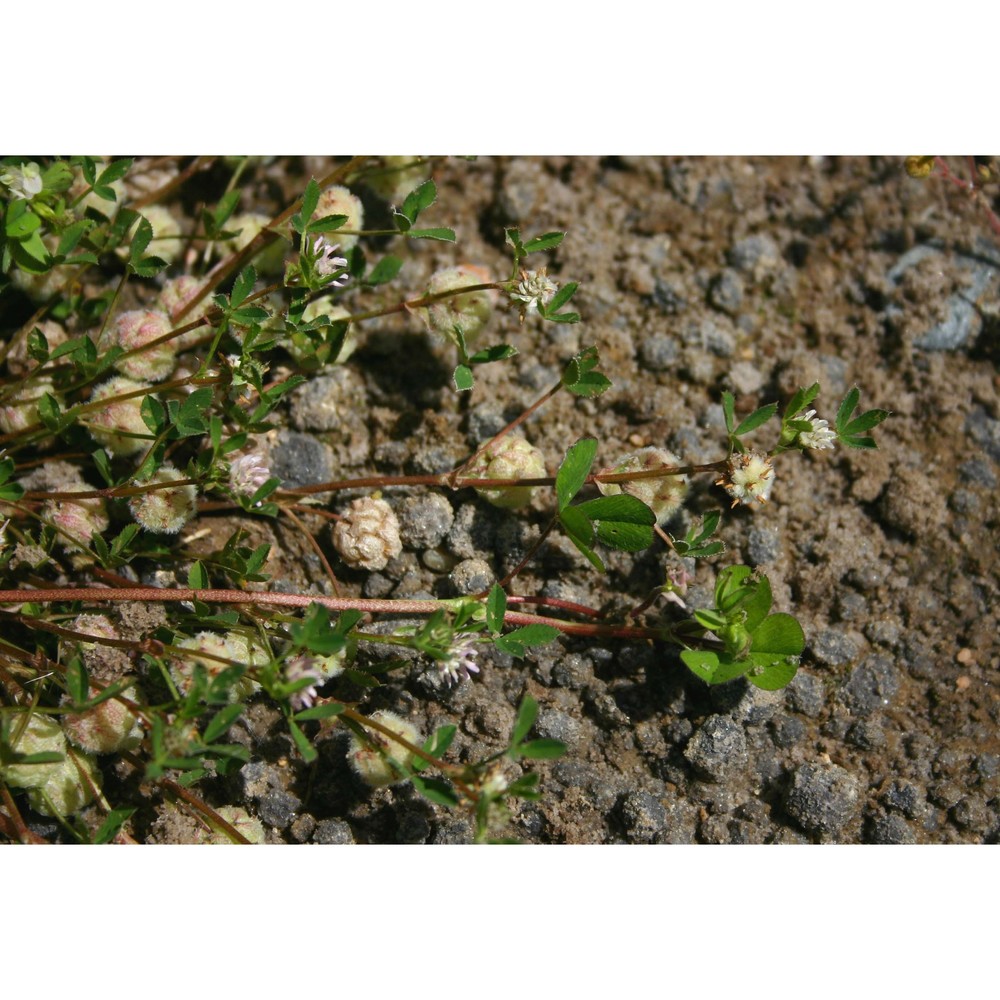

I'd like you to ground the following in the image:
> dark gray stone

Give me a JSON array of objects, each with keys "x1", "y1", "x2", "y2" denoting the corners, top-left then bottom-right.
[
  {"x1": 785, "y1": 763, "x2": 862, "y2": 836},
  {"x1": 965, "y1": 407, "x2": 1000, "y2": 464},
  {"x1": 786, "y1": 671, "x2": 825, "y2": 717},
  {"x1": 841, "y1": 654, "x2": 900, "y2": 717},
  {"x1": 950, "y1": 795, "x2": 995, "y2": 836},
  {"x1": 619, "y1": 790, "x2": 668, "y2": 843},
  {"x1": 638, "y1": 331, "x2": 679, "y2": 370},
  {"x1": 811, "y1": 627, "x2": 861, "y2": 667},
  {"x1": 684, "y1": 715, "x2": 749, "y2": 782},
  {"x1": 747, "y1": 524, "x2": 782, "y2": 565},
  {"x1": 449, "y1": 558, "x2": 493, "y2": 595},
  {"x1": 551, "y1": 653, "x2": 594, "y2": 690},
  {"x1": 847, "y1": 718, "x2": 886, "y2": 750},
  {"x1": 729, "y1": 233, "x2": 781, "y2": 278},
  {"x1": 709, "y1": 268, "x2": 745, "y2": 314},
  {"x1": 466, "y1": 403, "x2": 507, "y2": 442},
  {"x1": 771, "y1": 714, "x2": 805, "y2": 748},
  {"x1": 257, "y1": 789, "x2": 301, "y2": 829},
  {"x1": 959, "y1": 459, "x2": 997, "y2": 488},
  {"x1": 270, "y1": 430, "x2": 334, "y2": 489},
  {"x1": 312, "y1": 818, "x2": 355, "y2": 844},
  {"x1": 535, "y1": 709, "x2": 585, "y2": 751},
  {"x1": 867, "y1": 813, "x2": 917, "y2": 845},
  {"x1": 397, "y1": 493, "x2": 454, "y2": 550},
  {"x1": 649, "y1": 279, "x2": 687, "y2": 315},
  {"x1": 431, "y1": 817, "x2": 475, "y2": 844}
]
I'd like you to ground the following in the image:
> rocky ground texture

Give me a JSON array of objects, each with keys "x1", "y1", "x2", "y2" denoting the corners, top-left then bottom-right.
[{"x1": 8, "y1": 156, "x2": 1000, "y2": 844}]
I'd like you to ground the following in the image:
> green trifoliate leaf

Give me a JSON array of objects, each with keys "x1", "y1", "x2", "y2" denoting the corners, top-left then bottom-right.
[
  {"x1": 511, "y1": 694, "x2": 539, "y2": 746},
  {"x1": 522, "y1": 231, "x2": 565, "y2": 253},
  {"x1": 453, "y1": 364, "x2": 474, "y2": 392},
  {"x1": 486, "y1": 584, "x2": 507, "y2": 635},
  {"x1": 556, "y1": 437, "x2": 598, "y2": 510},
  {"x1": 734, "y1": 402, "x2": 778, "y2": 437}
]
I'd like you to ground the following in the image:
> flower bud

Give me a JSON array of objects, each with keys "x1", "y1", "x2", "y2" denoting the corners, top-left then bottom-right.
[
  {"x1": 596, "y1": 446, "x2": 687, "y2": 525},
  {"x1": 348, "y1": 709, "x2": 422, "y2": 787},
  {"x1": 467, "y1": 435, "x2": 546, "y2": 509},
  {"x1": 333, "y1": 497, "x2": 402, "y2": 571}
]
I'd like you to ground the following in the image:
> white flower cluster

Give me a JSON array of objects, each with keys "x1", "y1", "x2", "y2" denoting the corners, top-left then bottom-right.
[
  {"x1": 717, "y1": 452, "x2": 775, "y2": 507},
  {"x1": 510, "y1": 268, "x2": 558, "y2": 317},
  {"x1": 0, "y1": 161, "x2": 43, "y2": 200},
  {"x1": 310, "y1": 236, "x2": 350, "y2": 286},
  {"x1": 797, "y1": 410, "x2": 837, "y2": 450},
  {"x1": 436, "y1": 632, "x2": 481, "y2": 686}
]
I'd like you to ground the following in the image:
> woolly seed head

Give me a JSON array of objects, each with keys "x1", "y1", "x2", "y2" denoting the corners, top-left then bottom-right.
[
  {"x1": 62, "y1": 681, "x2": 144, "y2": 754},
  {"x1": 347, "y1": 710, "x2": 422, "y2": 788},
  {"x1": 596, "y1": 446, "x2": 687, "y2": 525},
  {"x1": 468, "y1": 435, "x2": 546, "y2": 509},
  {"x1": 128, "y1": 463, "x2": 197, "y2": 534},
  {"x1": 100, "y1": 309, "x2": 177, "y2": 382},
  {"x1": 86, "y1": 376, "x2": 156, "y2": 456},
  {"x1": 422, "y1": 265, "x2": 497, "y2": 345},
  {"x1": 314, "y1": 186, "x2": 364, "y2": 251}
]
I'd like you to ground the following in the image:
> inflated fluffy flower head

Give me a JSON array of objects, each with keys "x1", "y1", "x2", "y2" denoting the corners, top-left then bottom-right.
[
  {"x1": 365, "y1": 156, "x2": 430, "y2": 203},
  {"x1": 136, "y1": 205, "x2": 185, "y2": 264},
  {"x1": 128, "y1": 463, "x2": 197, "y2": 534},
  {"x1": 100, "y1": 309, "x2": 177, "y2": 382},
  {"x1": 333, "y1": 496, "x2": 402, "y2": 571},
  {"x1": 62, "y1": 681, "x2": 144, "y2": 754},
  {"x1": 0, "y1": 374, "x2": 62, "y2": 434},
  {"x1": 596, "y1": 446, "x2": 687, "y2": 525},
  {"x1": 26, "y1": 749, "x2": 102, "y2": 818},
  {"x1": 43, "y1": 493, "x2": 109, "y2": 553},
  {"x1": 510, "y1": 268, "x2": 558, "y2": 319},
  {"x1": 717, "y1": 451, "x2": 775, "y2": 507},
  {"x1": 86, "y1": 376, "x2": 156, "y2": 456},
  {"x1": 292, "y1": 298, "x2": 358, "y2": 366},
  {"x1": 170, "y1": 631, "x2": 266, "y2": 701},
  {"x1": 797, "y1": 410, "x2": 838, "y2": 451},
  {"x1": 422, "y1": 264, "x2": 498, "y2": 345},
  {"x1": 314, "y1": 185, "x2": 364, "y2": 251},
  {"x1": 206, "y1": 805, "x2": 266, "y2": 845},
  {"x1": 467, "y1": 435, "x2": 546, "y2": 509},
  {"x1": 348, "y1": 710, "x2": 422, "y2": 788},
  {"x1": 219, "y1": 212, "x2": 287, "y2": 275},
  {"x1": 0, "y1": 713, "x2": 66, "y2": 789},
  {"x1": 156, "y1": 275, "x2": 209, "y2": 348},
  {"x1": 4, "y1": 320, "x2": 68, "y2": 376}
]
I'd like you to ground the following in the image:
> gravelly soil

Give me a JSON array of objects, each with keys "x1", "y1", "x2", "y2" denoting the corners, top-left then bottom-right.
[{"x1": 9, "y1": 155, "x2": 1000, "y2": 844}]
